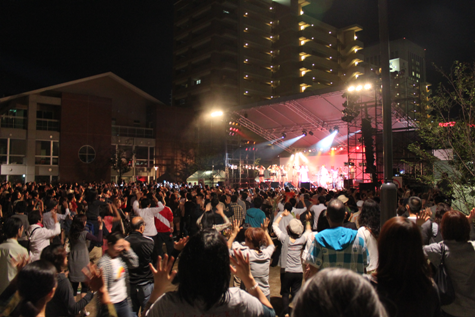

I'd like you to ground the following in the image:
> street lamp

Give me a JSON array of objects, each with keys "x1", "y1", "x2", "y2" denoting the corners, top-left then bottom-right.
[{"x1": 210, "y1": 110, "x2": 223, "y2": 117}]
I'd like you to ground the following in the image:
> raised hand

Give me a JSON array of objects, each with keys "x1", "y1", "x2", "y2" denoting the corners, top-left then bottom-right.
[
  {"x1": 232, "y1": 219, "x2": 241, "y2": 235},
  {"x1": 229, "y1": 250, "x2": 251, "y2": 281},
  {"x1": 82, "y1": 263, "x2": 105, "y2": 292},
  {"x1": 261, "y1": 218, "x2": 270, "y2": 230},
  {"x1": 173, "y1": 236, "x2": 189, "y2": 251},
  {"x1": 149, "y1": 255, "x2": 177, "y2": 294}
]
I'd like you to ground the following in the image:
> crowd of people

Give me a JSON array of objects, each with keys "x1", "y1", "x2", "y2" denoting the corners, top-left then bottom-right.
[{"x1": 0, "y1": 180, "x2": 474, "y2": 317}]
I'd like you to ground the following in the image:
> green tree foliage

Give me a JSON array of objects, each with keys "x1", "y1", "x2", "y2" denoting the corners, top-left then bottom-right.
[{"x1": 408, "y1": 61, "x2": 475, "y2": 213}]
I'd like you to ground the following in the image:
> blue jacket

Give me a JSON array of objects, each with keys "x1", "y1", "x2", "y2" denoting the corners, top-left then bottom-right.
[{"x1": 244, "y1": 208, "x2": 266, "y2": 228}]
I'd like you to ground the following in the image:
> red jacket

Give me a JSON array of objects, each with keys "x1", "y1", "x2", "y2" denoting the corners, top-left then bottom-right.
[{"x1": 154, "y1": 206, "x2": 174, "y2": 233}]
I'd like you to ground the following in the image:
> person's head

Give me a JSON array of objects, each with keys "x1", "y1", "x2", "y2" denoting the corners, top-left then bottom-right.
[
  {"x1": 141, "y1": 198, "x2": 151, "y2": 208},
  {"x1": 358, "y1": 199, "x2": 381, "y2": 238},
  {"x1": 18, "y1": 260, "x2": 57, "y2": 317},
  {"x1": 406, "y1": 196, "x2": 422, "y2": 214},
  {"x1": 45, "y1": 199, "x2": 58, "y2": 212},
  {"x1": 177, "y1": 229, "x2": 230, "y2": 311},
  {"x1": 326, "y1": 199, "x2": 346, "y2": 226},
  {"x1": 293, "y1": 268, "x2": 387, "y2": 317},
  {"x1": 441, "y1": 210, "x2": 471, "y2": 242},
  {"x1": 244, "y1": 227, "x2": 267, "y2": 251},
  {"x1": 107, "y1": 232, "x2": 126, "y2": 258},
  {"x1": 131, "y1": 216, "x2": 145, "y2": 234},
  {"x1": 1, "y1": 217, "x2": 24, "y2": 241},
  {"x1": 28, "y1": 210, "x2": 42, "y2": 225},
  {"x1": 14, "y1": 200, "x2": 27, "y2": 214},
  {"x1": 231, "y1": 194, "x2": 238, "y2": 203},
  {"x1": 41, "y1": 244, "x2": 68, "y2": 273},
  {"x1": 318, "y1": 195, "x2": 326, "y2": 204},
  {"x1": 196, "y1": 194, "x2": 204, "y2": 204},
  {"x1": 69, "y1": 214, "x2": 87, "y2": 243},
  {"x1": 434, "y1": 203, "x2": 450, "y2": 223},
  {"x1": 253, "y1": 197, "x2": 263, "y2": 208},
  {"x1": 376, "y1": 217, "x2": 432, "y2": 299},
  {"x1": 225, "y1": 194, "x2": 231, "y2": 205},
  {"x1": 113, "y1": 197, "x2": 122, "y2": 208},
  {"x1": 283, "y1": 202, "x2": 293, "y2": 212},
  {"x1": 287, "y1": 218, "x2": 304, "y2": 239}
]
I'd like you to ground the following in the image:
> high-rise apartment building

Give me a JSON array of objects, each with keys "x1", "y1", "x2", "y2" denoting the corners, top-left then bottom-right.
[
  {"x1": 363, "y1": 38, "x2": 430, "y2": 119},
  {"x1": 172, "y1": 0, "x2": 365, "y2": 110}
]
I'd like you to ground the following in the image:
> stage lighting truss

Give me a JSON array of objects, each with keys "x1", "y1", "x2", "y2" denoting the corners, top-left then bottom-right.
[{"x1": 282, "y1": 132, "x2": 287, "y2": 139}]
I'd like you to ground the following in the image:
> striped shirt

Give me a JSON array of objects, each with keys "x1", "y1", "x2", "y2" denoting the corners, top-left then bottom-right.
[{"x1": 229, "y1": 202, "x2": 245, "y2": 224}]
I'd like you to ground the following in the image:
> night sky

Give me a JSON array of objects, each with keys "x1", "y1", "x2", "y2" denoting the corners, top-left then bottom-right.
[{"x1": 0, "y1": 0, "x2": 474, "y2": 104}]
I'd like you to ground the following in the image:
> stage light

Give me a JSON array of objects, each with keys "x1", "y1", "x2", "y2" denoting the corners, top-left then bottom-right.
[
  {"x1": 364, "y1": 83, "x2": 372, "y2": 90},
  {"x1": 348, "y1": 86, "x2": 355, "y2": 92},
  {"x1": 340, "y1": 147, "x2": 343, "y2": 150},
  {"x1": 302, "y1": 130, "x2": 307, "y2": 136},
  {"x1": 309, "y1": 149, "x2": 312, "y2": 152},
  {"x1": 309, "y1": 131, "x2": 314, "y2": 136},
  {"x1": 211, "y1": 111, "x2": 223, "y2": 117},
  {"x1": 356, "y1": 85, "x2": 363, "y2": 91},
  {"x1": 334, "y1": 126, "x2": 339, "y2": 133},
  {"x1": 282, "y1": 132, "x2": 286, "y2": 139},
  {"x1": 356, "y1": 146, "x2": 360, "y2": 150}
]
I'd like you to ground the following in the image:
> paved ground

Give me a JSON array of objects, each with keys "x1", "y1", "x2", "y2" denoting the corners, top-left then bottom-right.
[{"x1": 83, "y1": 264, "x2": 294, "y2": 316}]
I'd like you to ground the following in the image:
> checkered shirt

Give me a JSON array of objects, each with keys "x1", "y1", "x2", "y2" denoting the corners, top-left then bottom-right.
[
  {"x1": 229, "y1": 202, "x2": 245, "y2": 224},
  {"x1": 306, "y1": 230, "x2": 368, "y2": 274}
]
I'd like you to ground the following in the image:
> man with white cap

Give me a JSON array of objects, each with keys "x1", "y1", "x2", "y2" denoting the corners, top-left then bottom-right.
[{"x1": 273, "y1": 208, "x2": 312, "y2": 317}]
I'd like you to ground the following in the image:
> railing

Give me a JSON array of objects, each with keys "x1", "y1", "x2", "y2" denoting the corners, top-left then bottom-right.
[
  {"x1": 36, "y1": 119, "x2": 60, "y2": 131},
  {"x1": 0, "y1": 115, "x2": 27, "y2": 129},
  {"x1": 112, "y1": 125, "x2": 154, "y2": 138}
]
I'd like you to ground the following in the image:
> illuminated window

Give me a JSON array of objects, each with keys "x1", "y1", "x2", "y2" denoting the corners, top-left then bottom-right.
[
  {"x1": 223, "y1": 10, "x2": 230, "y2": 14},
  {"x1": 195, "y1": 79, "x2": 201, "y2": 85}
]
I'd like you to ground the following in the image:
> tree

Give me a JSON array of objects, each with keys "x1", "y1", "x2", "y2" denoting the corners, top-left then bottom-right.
[
  {"x1": 408, "y1": 61, "x2": 475, "y2": 214},
  {"x1": 110, "y1": 148, "x2": 132, "y2": 183}
]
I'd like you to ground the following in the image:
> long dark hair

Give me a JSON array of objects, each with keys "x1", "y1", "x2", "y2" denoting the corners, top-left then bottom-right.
[
  {"x1": 177, "y1": 229, "x2": 230, "y2": 311},
  {"x1": 18, "y1": 260, "x2": 57, "y2": 317},
  {"x1": 376, "y1": 217, "x2": 432, "y2": 300},
  {"x1": 69, "y1": 214, "x2": 87, "y2": 244},
  {"x1": 201, "y1": 198, "x2": 220, "y2": 229},
  {"x1": 41, "y1": 244, "x2": 67, "y2": 273},
  {"x1": 358, "y1": 199, "x2": 381, "y2": 238}
]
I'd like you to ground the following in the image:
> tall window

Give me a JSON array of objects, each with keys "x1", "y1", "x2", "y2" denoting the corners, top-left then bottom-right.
[
  {"x1": 135, "y1": 146, "x2": 155, "y2": 168},
  {"x1": 0, "y1": 138, "x2": 26, "y2": 164},
  {"x1": 35, "y1": 141, "x2": 59, "y2": 165}
]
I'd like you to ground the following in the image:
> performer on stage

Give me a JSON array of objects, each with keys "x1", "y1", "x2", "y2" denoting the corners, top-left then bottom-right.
[
  {"x1": 274, "y1": 164, "x2": 281, "y2": 184},
  {"x1": 330, "y1": 166, "x2": 338, "y2": 189},
  {"x1": 281, "y1": 165, "x2": 288, "y2": 185},
  {"x1": 268, "y1": 165, "x2": 276, "y2": 181},
  {"x1": 259, "y1": 165, "x2": 266, "y2": 183},
  {"x1": 292, "y1": 165, "x2": 300, "y2": 187},
  {"x1": 337, "y1": 167, "x2": 345, "y2": 190},
  {"x1": 320, "y1": 165, "x2": 329, "y2": 189},
  {"x1": 299, "y1": 165, "x2": 309, "y2": 183}
]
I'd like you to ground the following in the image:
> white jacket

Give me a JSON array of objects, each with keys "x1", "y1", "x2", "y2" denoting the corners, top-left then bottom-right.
[{"x1": 28, "y1": 223, "x2": 61, "y2": 261}]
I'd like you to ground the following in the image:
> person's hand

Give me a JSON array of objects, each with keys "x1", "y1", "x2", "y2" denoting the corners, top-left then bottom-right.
[
  {"x1": 51, "y1": 209, "x2": 58, "y2": 223},
  {"x1": 467, "y1": 208, "x2": 475, "y2": 221},
  {"x1": 118, "y1": 238, "x2": 130, "y2": 252},
  {"x1": 229, "y1": 250, "x2": 252, "y2": 282},
  {"x1": 416, "y1": 209, "x2": 431, "y2": 226},
  {"x1": 282, "y1": 209, "x2": 290, "y2": 217},
  {"x1": 82, "y1": 263, "x2": 105, "y2": 292},
  {"x1": 261, "y1": 218, "x2": 270, "y2": 230},
  {"x1": 231, "y1": 219, "x2": 241, "y2": 235},
  {"x1": 205, "y1": 202, "x2": 212, "y2": 212},
  {"x1": 11, "y1": 254, "x2": 29, "y2": 271},
  {"x1": 149, "y1": 255, "x2": 177, "y2": 295},
  {"x1": 98, "y1": 216, "x2": 103, "y2": 230},
  {"x1": 296, "y1": 213, "x2": 300, "y2": 220},
  {"x1": 136, "y1": 191, "x2": 143, "y2": 200},
  {"x1": 173, "y1": 236, "x2": 189, "y2": 251}
]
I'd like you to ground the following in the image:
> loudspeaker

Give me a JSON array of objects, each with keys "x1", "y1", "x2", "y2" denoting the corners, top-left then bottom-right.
[
  {"x1": 300, "y1": 182, "x2": 311, "y2": 190},
  {"x1": 284, "y1": 182, "x2": 295, "y2": 189},
  {"x1": 359, "y1": 182, "x2": 376, "y2": 191},
  {"x1": 344, "y1": 179, "x2": 353, "y2": 188},
  {"x1": 271, "y1": 182, "x2": 280, "y2": 189}
]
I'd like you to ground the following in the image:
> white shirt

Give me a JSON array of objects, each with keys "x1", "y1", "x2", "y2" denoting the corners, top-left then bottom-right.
[
  {"x1": 43, "y1": 208, "x2": 70, "y2": 230},
  {"x1": 310, "y1": 204, "x2": 327, "y2": 230},
  {"x1": 28, "y1": 223, "x2": 61, "y2": 261},
  {"x1": 0, "y1": 239, "x2": 28, "y2": 294},
  {"x1": 291, "y1": 206, "x2": 307, "y2": 216},
  {"x1": 109, "y1": 257, "x2": 128, "y2": 303},
  {"x1": 133, "y1": 200, "x2": 164, "y2": 237},
  {"x1": 277, "y1": 202, "x2": 284, "y2": 213},
  {"x1": 358, "y1": 227, "x2": 378, "y2": 272}
]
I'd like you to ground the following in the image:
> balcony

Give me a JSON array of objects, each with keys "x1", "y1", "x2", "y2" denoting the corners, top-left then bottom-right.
[
  {"x1": 0, "y1": 115, "x2": 27, "y2": 129},
  {"x1": 242, "y1": 49, "x2": 272, "y2": 64},
  {"x1": 112, "y1": 125, "x2": 154, "y2": 139},
  {"x1": 341, "y1": 39, "x2": 364, "y2": 56},
  {"x1": 36, "y1": 119, "x2": 59, "y2": 131},
  {"x1": 301, "y1": 28, "x2": 337, "y2": 46}
]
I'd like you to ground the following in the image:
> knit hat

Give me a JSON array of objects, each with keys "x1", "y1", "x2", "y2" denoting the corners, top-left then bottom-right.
[
  {"x1": 337, "y1": 195, "x2": 349, "y2": 204},
  {"x1": 288, "y1": 219, "x2": 304, "y2": 236},
  {"x1": 357, "y1": 200, "x2": 364, "y2": 208}
]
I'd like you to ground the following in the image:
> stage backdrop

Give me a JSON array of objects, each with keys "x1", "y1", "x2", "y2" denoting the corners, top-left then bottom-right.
[{"x1": 279, "y1": 154, "x2": 348, "y2": 183}]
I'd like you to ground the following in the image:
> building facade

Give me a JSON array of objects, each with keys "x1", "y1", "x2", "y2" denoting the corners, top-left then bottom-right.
[
  {"x1": 172, "y1": 0, "x2": 365, "y2": 110},
  {"x1": 0, "y1": 73, "x2": 191, "y2": 184}
]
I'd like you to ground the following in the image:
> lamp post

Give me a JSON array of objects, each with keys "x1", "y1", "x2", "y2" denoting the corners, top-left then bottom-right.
[{"x1": 378, "y1": 0, "x2": 398, "y2": 225}]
